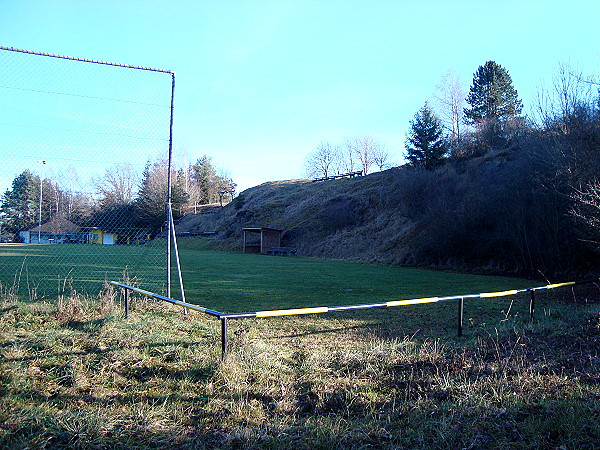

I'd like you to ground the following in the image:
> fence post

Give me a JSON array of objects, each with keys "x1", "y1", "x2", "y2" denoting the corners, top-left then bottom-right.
[
  {"x1": 529, "y1": 290, "x2": 535, "y2": 322},
  {"x1": 457, "y1": 297, "x2": 464, "y2": 337},
  {"x1": 124, "y1": 288, "x2": 129, "y2": 319},
  {"x1": 221, "y1": 317, "x2": 228, "y2": 360}
]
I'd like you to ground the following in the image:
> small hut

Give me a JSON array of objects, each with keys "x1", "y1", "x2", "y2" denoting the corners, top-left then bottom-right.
[
  {"x1": 20, "y1": 216, "x2": 82, "y2": 244},
  {"x1": 242, "y1": 227, "x2": 283, "y2": 254}
]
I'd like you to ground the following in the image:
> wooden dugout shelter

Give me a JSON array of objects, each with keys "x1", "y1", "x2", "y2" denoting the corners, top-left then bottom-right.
[{"x1": 243, "y1": 227, "x2": 283, "y2": 254}]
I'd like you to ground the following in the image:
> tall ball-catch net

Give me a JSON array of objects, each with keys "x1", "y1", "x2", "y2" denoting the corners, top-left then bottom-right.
[{"x1": 0, "y1": 47, "x2": 174, "y2": 299}]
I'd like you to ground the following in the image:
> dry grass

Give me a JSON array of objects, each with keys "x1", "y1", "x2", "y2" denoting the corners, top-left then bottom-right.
[{"x1": 0, "y1": 285, "x2": 599, "y2": 448}]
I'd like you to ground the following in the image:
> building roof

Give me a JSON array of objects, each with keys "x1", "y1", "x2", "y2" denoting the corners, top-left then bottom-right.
[{"x1": 25, "y1": 216, "x2": 81, "y2": 233}]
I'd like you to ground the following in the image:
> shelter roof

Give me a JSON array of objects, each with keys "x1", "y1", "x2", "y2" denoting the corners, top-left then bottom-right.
[
  {"x1": 25, "y1": 216, "x2": 81, "y2": 233},
  {"x1": 242, "y1": 227, "x2": 283, "y2": 233}
]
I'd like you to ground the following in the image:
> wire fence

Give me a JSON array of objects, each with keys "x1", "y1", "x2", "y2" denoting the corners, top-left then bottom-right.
[{"x1": 0, "y1": 47, "x2": 175, "y2": 299}]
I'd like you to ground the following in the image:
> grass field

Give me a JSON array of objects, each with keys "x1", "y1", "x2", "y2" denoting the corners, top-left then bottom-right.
[
  {"x1": 177, "y1": 241, "x2": 534, "y2": 315},
  {"x1": 0, "y1": 277, "x2": 598, "y2": 448},
  {"x1": 0, "y1": 239, "x2": 577, "y2": 344},
  {"x1": 2, "y1": 238, "x2": 536, "y2": 315},
  {"x1": 0, "y1": 239, "x2": 592, "y2": 348},
  {"x1": 0, "y1": 242, "x2": 165, "y2": 299},
  {"x1": 0, "y1": 240, "x2": 598, "y2": 447}
]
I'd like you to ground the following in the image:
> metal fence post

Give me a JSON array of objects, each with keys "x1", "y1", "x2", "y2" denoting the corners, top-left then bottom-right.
[
  {"x1": 124, "y1": 288, "x2": 129, "y2": 319},
  {"x1": 529, "y1": 290, "x2": 535, "y2": 322},
  {"x1": 221, "y1": 317, "x2": 228, "y2": 360},
  {"x1": 458, "y1": 297, "x2": 464, "y2": 337}
]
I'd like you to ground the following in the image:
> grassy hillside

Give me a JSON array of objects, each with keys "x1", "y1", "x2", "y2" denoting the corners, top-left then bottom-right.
[
  {"x1": 178, "y1": 147, "x2": 599, "y2": 277},
  {"x1": 177, "y1": 173, "x2": 409, "y2": 263}
]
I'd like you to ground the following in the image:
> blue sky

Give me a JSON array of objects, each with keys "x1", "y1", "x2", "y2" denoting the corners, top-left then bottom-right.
[{"x1": 1, "y1": 0, "x2": 599, "y2": 192}]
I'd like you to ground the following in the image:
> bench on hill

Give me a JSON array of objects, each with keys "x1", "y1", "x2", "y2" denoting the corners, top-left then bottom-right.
[
  {"x1": 266, "y1": 247, "x2": 297, "y2": 256},
  {"x1": 176, "y1": 231, "x2": 216, "y2": 237},
  {"x1": 312, "y1": 170, "x2": 363, "y2": 182}
]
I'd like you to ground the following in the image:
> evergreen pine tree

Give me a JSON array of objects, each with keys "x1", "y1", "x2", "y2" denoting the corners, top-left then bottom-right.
[
  {"x1": 464, "y1": 61, "x2": 523, "y2": 125},
  {"x1": 405, "y1": 103, "x2": 449, "y2": 170},
  {"x1": 0, "y1": 170, "x2": 37, "y2": 232},
  {"x1": 191, "y1": 155, "x2": 218, "y2": 204}
]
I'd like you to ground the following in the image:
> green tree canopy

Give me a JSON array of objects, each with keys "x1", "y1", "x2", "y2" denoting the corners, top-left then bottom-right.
[
  {"x1": 464, "y1": 61, "x2": 523, "y2": 125},
  {"x1": 1, "y1": 170, "x2": 38, "y2": 232},
  {"x1": 190, "y1": 155, "x2": 235, "y2": 205},
  {"x1": 405, "y1": 103, "x2": 449, "y2": 170},
  {"x1": 134, "y1": 160, "x2": 189, "y2": 233}
]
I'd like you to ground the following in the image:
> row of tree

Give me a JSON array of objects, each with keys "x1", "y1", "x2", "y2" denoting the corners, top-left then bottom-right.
[
  {"x1": 303, "y1": 59, "x2": 598, "y2": 273},
  {"x1": 405, "y1": 61, "x2": 524, "y2": 168},
  {"x1": 304, "y1": 61, "x2": 525, "y2": 178},
  {"x1": 0, "y1": 155, "x2": 236, "y2": 240},
  {"x1": 304, "y1": 135, "x2": 392, "y2": 178}
]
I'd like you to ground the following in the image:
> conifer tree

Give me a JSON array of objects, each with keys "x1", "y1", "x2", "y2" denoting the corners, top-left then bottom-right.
[
  {"x1": 0, "y1": 170, "x2": 37, "y2": 232},
  {"x1": 464, "y1": 61, "x2": 523, "y2": 124},
  {"x1": 405, "y1": 103, "x2": 449, "y2": 169}
]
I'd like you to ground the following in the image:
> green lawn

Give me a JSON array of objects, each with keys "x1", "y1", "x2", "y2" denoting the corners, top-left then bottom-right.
[
  {"x1": 1, "y1": 239, "x2": 537, "y2": 331},
  {"x1": 0, "y1": 268, "x2": 597, "y2": 448},
  {"x1": 172, "y1": 240, "x2": 535, "y2": 338},
  {"x1": 178, "y1": 245, "x2": 533, "y2": 314},
  {"x1": 0, "y1": 242, "x2": 164, "y2": 299},
  {"x1": 1, "y1": 241, "x2": 598, "y2": 448}
]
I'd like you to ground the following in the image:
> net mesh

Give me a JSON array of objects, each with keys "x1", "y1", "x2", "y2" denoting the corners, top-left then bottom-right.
[{"x1": 0, "y1": 47, "x2": 173, "y2": 299}]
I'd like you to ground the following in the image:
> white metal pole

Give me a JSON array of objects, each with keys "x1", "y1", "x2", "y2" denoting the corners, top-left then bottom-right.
[
  {"x1": 37, "y1": 160, "x2": 46, "y2": 244},
  {"x1": 166, "y1": 73, "x2": 175, "y2": 297},
  {"x1": 168, "y1": 204, "x2": 187, "y2": 314}
]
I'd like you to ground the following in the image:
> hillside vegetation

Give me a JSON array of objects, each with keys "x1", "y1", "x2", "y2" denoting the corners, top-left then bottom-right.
[{"x1": 177, "y1": 146, "x2": 597, "y2": 278}]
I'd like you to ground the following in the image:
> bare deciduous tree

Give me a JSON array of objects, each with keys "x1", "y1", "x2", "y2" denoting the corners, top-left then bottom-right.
[
  {"x1": 341, "y1": 138, "x2": 357, "y2": 173},
  {"x1": 349, "y1": 135, "x2": 380, "y2": 175},
  {"x1": 94, "y1": 164, "x2": 139, "y2": 208},
  {"x1": 304, "y1": 141, "x2": 340, "y2": 178},
  {"x1": 372, "y1": 144, "x2": 392, "y2": 171},
  {"x1": 306, "y1": 136, "x2": 390, "y2": 177},
  {"x1": 571, "y1": 180, "x2": 600, "y2": 250},
  {"x1": 432, "y1": 67, "x2": 466, "y2": 149},
  {"x1": 534, "y1": 62, "x2": 596, "y2": 130}
]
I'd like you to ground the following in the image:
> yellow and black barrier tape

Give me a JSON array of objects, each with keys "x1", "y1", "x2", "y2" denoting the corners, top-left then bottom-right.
[
  {"x1": 111, "y1": 277, "x2": 599, "y2": 320},
  {"x1": 228, "y1": 277, "x2": 599, "y2": 319}
]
